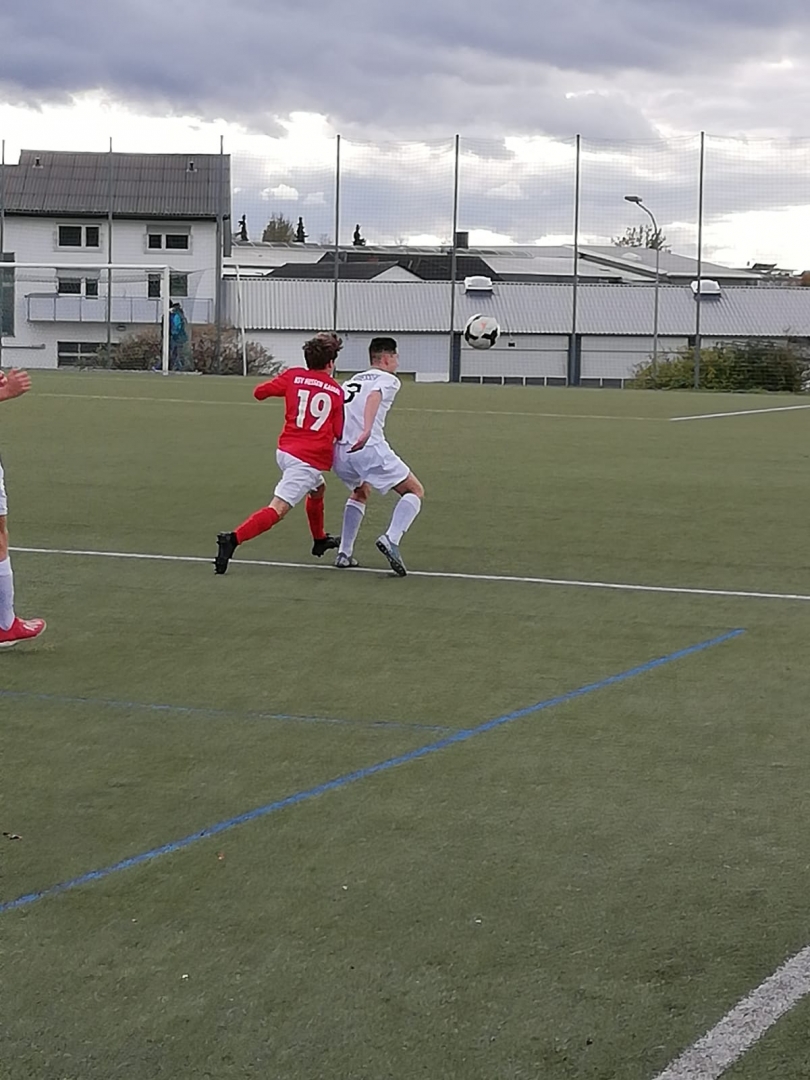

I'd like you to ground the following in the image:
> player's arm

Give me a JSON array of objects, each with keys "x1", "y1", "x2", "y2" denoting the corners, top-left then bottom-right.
[
  {"x1": 253, "y1": 370, "x2": 289, "y2": 400},
  {"x1": 348, "y1": 389, "x2": 382, "y2": 452},
  {"x1": 0, "y1": 369, "x2": 31, "y2": 403}
]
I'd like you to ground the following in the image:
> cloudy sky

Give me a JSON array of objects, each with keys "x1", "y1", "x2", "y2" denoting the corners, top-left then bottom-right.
[{"x1": 2, "y1": 0, "x2": 810, "y2": 266}]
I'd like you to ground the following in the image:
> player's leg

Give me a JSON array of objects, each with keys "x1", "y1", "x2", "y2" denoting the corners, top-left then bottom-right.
[
  {"x1": 332, "y1": 444, "x2": 367, "y2": 568},
  {"x1": 377, "y1": 468, "x2": 424, "y2": 578},
  {"x1": 215, "y1": 495, "x2": 292, "y2": 574},
  {"x1": 0, "y1": 511, "x2": 46, "y2": 646},
  {"x1": 335, "y1": 482, "x2": 370, "y2": 567},
  {"x1": 215, "y1": 451, "x2": 316, "y2": 574},
  {"x1": 305, "y1": 482, "x2": 341, "y2": 558}
]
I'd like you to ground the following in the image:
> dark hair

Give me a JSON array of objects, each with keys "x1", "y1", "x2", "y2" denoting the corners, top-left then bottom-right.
[
  {"x1": 369, "y1": 336, "x2": 398, "y2": 361},
  {"x1": 303, "y1": 332, "x2": 342, "y2": 370}
]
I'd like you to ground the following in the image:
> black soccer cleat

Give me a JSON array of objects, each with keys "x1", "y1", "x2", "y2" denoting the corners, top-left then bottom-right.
[
  {"x1": 311, "y1": 534, "x2": 340, "y2": 558},
  {"x1": 214, "y1": 531, "x2": 238, "y2": 574}
]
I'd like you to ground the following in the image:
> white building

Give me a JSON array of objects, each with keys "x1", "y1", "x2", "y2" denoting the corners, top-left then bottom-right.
[
  {"x1": 0, "y1": 150, "x2": 230, "y2": 368},
  {"x1": 224, "y1": 276, "x2": 810, "y2": 385}
]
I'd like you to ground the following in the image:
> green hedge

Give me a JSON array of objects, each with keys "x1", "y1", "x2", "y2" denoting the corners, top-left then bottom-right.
[{"x1": 631, "y1": 339, "x2": 810, "y2": 393}]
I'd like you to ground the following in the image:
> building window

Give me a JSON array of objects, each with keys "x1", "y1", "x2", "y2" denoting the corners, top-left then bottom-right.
[
  {"x1": 1, "y1": 253, "x2": 14, "y2": 337},
  {"x1": 148, "y1": 273, "x2": 189, "y2": 298},
  {"x1": 146, "y1": 226, "x2": 191, "y2": 252},
  {"x1": 58, "y1": 224, "x2": 101, "y2": 248},
  {"x1": 57, "y1": 276, "x2": 100, "y2": 296},
  {"x1": 57, "y1": 341, "x2": 105, "y2": 367}
]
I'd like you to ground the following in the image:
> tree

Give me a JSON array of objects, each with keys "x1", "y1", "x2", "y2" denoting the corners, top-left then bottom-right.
[
  {"x1": 262, "y1": 213, "x2": 296, "y2": 243},
  {"x1": 612, "y1": 223, "x2": 667, "y2": 250}
]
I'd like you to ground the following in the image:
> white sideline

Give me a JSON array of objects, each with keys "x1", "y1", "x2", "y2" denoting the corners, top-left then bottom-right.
[
  {"x1": 652, "y1": 946, "x2": 810, "y2": 1079},
  {"x1": 670, "y1": 404, "x2": 810, "y2": 422},
  {"x1": 36, "y1": 391, "x2": 661, "y2": 422},
  {"x1": 10, "y1": 546, "x2": 810, "y2": 603}
]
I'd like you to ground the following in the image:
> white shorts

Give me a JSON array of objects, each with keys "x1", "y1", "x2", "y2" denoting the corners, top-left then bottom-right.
[
  {"x1": 273, "y1": 450, "x2": 325, "y2": 507},
  {"x1": 0, "y1": 458, "x2": 6, "y2": 517},
  {"x1": 333, "y1": 441, "x2": 410, "y2": 496}
]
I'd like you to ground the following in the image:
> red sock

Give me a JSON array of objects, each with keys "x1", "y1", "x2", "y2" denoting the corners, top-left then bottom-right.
[
  {"x1": 305, "y1": 494, "x2": 325, "y2": 540},
  {"x1": 235, "y1": 506, "x2": 280, "y2": 544}
]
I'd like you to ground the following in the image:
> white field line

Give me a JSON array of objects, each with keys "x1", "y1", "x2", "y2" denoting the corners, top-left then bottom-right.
[
  {"x1": 34, "y1": 391, "x2": 663, "y2": 422},
  {"x1": 11, "y1": 546, "x2": 810, "y2": 603},
  {"x1": 652, "y1": 946, "x2": 810, "y2": 1079},
  {"x1": 670, "y1": 404, "x2": 810, "y2": 422}
]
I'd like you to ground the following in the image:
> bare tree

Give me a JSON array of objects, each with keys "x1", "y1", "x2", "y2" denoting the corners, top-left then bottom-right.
[{"x1": 612, "y1": 223, "x2": 667, "y2": 250}]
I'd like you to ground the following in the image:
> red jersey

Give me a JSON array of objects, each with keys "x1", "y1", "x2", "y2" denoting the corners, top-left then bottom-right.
[{"x1": 254, "y1": 367, "x2": 344, "y2": 470}]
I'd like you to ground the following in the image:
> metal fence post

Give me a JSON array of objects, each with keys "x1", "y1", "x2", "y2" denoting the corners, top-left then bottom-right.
[
  {"x1": 694, "y1": 131, "x2": 705, "y2": 388},
  {"x1": 568, "y1": 134, "x2": 581, "y2": 386},
  {"x1": 332, "y1": 134, "x2": 341, "y2": 335},
  {"x1": 448, "y1": 134, "x2": 460, "y2": 381},
  {"x1": 105, "y1": 137, "x2": 113, "y2": 367}
]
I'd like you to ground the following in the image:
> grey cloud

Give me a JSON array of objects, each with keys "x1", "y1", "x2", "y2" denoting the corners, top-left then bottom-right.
[{"x1": 2, "y1": 0, "x2": 810, "y2": 140}]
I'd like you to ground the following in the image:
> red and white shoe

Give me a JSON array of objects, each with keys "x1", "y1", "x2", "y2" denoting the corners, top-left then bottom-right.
[{"x1": 0, "y1": 617, "x2": 47, "y2": 648}]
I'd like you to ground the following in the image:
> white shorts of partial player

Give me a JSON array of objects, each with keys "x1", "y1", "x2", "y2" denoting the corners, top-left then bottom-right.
[
  {"x1": 333, "y1": 440, "x2": 410, "y2": 495},
  {"x1": 273, "y1": 450, "x2": 325, "y2": 506},
  {"x1": 0, "y1": 458, "x2": 7, "y2": 516}
]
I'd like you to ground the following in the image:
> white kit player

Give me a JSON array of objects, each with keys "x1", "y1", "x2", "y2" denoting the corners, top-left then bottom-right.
[{"x1": 333, "y1": 336, "x2": 424, "y2": 576}]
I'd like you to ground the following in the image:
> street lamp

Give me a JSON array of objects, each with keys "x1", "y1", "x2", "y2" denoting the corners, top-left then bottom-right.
[{"x1": 624, "y1": 195, "x2": 660, "y2": 370}]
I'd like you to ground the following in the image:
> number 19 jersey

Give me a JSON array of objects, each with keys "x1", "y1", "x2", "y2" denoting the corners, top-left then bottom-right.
[{"x1": 253, "y1": 367, "x2": 345, "y2": 471}]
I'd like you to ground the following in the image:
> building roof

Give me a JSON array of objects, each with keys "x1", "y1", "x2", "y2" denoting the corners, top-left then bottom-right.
[
  {"x1": 578, "y1": 245, "x2": 761, "y2": 282},
  {"x1": 485, "y1": 256, "x2": 645, "y2": 282},
  {"x1": 228, "y1": 239, "x2": 764, "y2": 284},
  {"x1": 228, "y1": 279, "x2": 810, "y2": 337},
  {"x1": 1, "y1": 150, "x2": 230, "y2": 219},
  {"x1": 269, "y1": 261, "x2": 405, "y2": 280}
]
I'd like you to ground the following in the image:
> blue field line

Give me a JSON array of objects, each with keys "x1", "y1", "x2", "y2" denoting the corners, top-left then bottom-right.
[
  {"x1": 0, "y1": 688, "x2": 451, "y2": 735},
  {"x1": 0, "y1": 629, "x2": 744, "y2": 915}
]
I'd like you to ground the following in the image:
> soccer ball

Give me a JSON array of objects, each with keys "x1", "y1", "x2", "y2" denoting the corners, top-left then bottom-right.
[{"x1": 464, "y1": 313, "x2": 500, "y2": 350}]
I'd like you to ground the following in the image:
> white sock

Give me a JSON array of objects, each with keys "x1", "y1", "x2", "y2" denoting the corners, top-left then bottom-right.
[
  {"x1": 386, "y1": 494, "x2": 421, "y2": 545},
  {"x1": 0, "y1": 557, "x2": 15, "y2": 631},
  {"x1": 339, "y1": 499, "x2": 366, "y2": 557}
]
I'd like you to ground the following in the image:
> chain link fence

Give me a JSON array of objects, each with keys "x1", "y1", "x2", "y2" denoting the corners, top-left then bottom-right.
[{"x1": 2, "y1": 132, "x2": 810, "y2": 386}]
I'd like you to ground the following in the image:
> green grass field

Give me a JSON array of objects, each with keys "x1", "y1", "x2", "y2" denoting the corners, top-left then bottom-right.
[{"x1": 2, "y1": 371, "x2": 810, "y2": 1080}]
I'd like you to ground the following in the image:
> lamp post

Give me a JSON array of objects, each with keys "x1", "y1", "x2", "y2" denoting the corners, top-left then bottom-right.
[{"x1": 625, "y1": 195, "x2": 660, "y2": 370}]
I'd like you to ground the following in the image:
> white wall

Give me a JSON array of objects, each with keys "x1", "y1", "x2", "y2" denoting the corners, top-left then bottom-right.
[
  {"x1": 2, "y1": 216, "x2": 218, "y2": 368},
  {"x1": 244, "y1": 330, "x2": 450, "y2": 376},
  {"x1": 461, "y1": 334, "x2": 568, "y2": 378},
  {"x1": 580, "y1": 335, "x2": 690, "y2": 380}
]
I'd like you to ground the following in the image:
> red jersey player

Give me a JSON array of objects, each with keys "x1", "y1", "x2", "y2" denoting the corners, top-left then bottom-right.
[
  {"x1": 0, "y1": 369, "x2": 46, "y2": 646},
  {"x1": 214, "y1": 332, "x2": 345, "y2": 574}
]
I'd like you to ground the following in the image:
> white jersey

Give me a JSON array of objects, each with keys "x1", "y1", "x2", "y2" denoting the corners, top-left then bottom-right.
[{"x1": 340, "y1": 368, "x2": 400, "y2": 447}]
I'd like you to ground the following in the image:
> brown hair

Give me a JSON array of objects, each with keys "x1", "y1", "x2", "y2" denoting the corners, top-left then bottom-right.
[{"x1": 303, "y1": 332, "x2": 343, "y2": 370}]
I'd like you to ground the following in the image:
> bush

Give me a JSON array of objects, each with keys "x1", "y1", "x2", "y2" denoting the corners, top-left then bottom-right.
[
  {"x1": 105, "y1": 323, "x2": 279, "y2": 376},
  {"x1": 631, "y1": 339, "x2": 810, "y2": 393}
]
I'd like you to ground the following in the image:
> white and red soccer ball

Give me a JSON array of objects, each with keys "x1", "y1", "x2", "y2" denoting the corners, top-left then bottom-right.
[{"x1": 463, "y1": 313, "x2": 500, "y2": 350}]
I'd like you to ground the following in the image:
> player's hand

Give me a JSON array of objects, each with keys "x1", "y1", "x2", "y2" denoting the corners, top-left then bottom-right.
[
  {"x1": 348, "y1": 432, "x2": 370, "y2": 453},
  {"x1": 0, "y1": 369, "x2": 31, "y2": 401}
]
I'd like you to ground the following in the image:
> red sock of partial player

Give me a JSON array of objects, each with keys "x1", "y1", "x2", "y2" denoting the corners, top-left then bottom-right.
[
  {"x1": 235, "y1": 506, "x2": 280, "y2": 544},
  {"x1": 305, "y1": 494, "x2": 326, "y2": 540}
]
